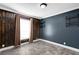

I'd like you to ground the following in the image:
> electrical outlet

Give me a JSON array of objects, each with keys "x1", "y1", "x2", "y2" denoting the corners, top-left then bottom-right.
[
  {"x1": 2, "y1": 44, "x2": 5, "y2": 47},
  {"x1": 63, "y1": 42, "x2": 66, "y2": 45}
]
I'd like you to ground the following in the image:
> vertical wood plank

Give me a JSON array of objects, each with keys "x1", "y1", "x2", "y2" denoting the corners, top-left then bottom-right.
[
  {"x1": 0, "y1": 10, "x2": 2, "y2": 48},
  {"x1": 33, "y1": 19, "x2": 40, "y2": 40},
  {"x1": 15, "y1": 15, "x2": 20, "y2": 46},
  {"x1": 29, "y1": 18, "x2": 33, "y2": 43},
  {"x1": 29, "y1": 18, "x2": 40, "y2": 43}
]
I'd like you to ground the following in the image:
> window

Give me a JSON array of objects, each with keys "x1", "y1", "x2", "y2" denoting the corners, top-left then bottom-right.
[{"x1": 20, "y1": 18, "x2": 31, "y2": 40}]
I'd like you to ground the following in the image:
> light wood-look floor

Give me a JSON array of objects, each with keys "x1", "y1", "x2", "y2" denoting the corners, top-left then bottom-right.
[{"x1": 0, "y1": 40, "x2": 79, "y2": 55}]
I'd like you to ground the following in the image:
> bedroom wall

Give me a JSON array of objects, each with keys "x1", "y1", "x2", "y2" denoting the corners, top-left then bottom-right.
[
  {"x1": 0, "y1": 9, "x2": 16, "y2": 48},
  {"x1": 40, "y1": 9, "x2": 79, "y2": 49}
]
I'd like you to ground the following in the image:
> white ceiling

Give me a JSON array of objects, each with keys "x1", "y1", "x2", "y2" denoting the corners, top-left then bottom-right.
[{"x1": 0, "y1": 3, "x2": 79, "y2": 19}]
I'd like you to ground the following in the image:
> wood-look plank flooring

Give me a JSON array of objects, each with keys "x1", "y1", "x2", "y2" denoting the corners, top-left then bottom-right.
[{"x1": 0, "y1": 40, "x2": 79, "y2": 55}]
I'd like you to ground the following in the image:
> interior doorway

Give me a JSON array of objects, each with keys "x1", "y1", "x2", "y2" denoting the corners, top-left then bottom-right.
[{"x1": 20, "y1": 18, "x2": 31, "y2": 43}]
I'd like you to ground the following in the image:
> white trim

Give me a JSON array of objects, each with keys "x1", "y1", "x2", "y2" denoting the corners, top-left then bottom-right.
[
  {"x1": 38, "y1": 39, "x2": 79, "y2": 52},
  {"x1": 0, "y1": 39, "x2": 79, "y2": 52},
  {"x1": 0, "y1": 42, "x2": 28, "y2": 52},
  {"x1": 0, "y1": 46, "x2": 14, "y2": 52}
]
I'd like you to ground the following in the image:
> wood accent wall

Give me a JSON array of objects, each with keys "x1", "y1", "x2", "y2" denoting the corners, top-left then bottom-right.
[
  {"x1": 29, "y1": 18, "x2": 40, "y2": 43},
  {"x1": 0, "y1": 10, "x2": 2, "y2": 48},
  {"x1": 33, "y1": 18, "x2": 40, "y2": 40},
  {"x1": 0, "y1": 9, "x2": 16, "y2": 48},
  {"x1": 15, "y1": 15, "x2": 20, "y2": 46},
  {"x1": 29, "y1": 18, "x2": 33, "y2": 43},
  {"x1": 0, "y1": 9, "x2": 40, "y2": 48},
  {"x1": 0, "y1": 9, "x2": 21, "y2": 48}
]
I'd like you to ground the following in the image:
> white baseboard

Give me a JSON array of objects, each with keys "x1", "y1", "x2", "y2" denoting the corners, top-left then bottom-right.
[
  {"x1": 38, "y1": 39, "x2": 79, "y2": 52},
  {"x1": 0, "y1": 46, "x2": 14, "y2": 52},
  {"x1": 0, "y1": 39, "x2": 79, "y2": 52}
]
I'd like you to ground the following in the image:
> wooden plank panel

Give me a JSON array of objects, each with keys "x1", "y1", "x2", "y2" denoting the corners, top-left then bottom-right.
[
  {"x1": 0, "y1": 10, "x2": 16, "y2": 48},
  {"x1": 15, "y1": 15, "x2": 20, "y2": 46},
  {"x1": 29, "y1": 18, "x2": 33, "y2": 43},
  {"x1": 29, "y1": 18, "x2": 40, "y2": 43},
  {"x1": 33, "y1": 19, "x2": 40, "y2": 40},
  {"x1": 0, "y1": 10, "x2": 2, "y2": 48}
]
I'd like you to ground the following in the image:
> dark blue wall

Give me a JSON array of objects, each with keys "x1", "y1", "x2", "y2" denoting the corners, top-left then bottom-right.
[{"x1": 40, "y1": 9, "x2": 79, "y2": 49}]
